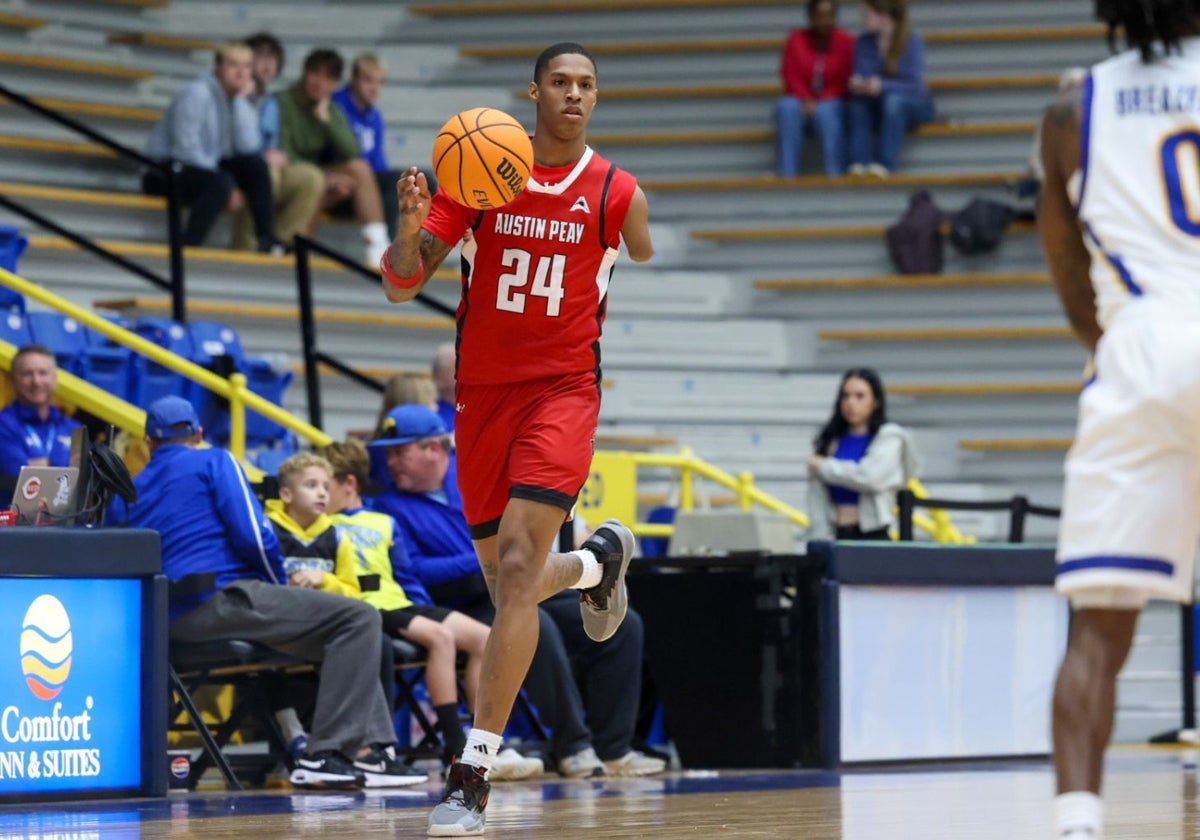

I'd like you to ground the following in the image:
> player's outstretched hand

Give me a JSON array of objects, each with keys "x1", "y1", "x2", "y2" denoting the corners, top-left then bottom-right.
[{"x1": 396, "y1": 166, "x2": 432, "y2": 239}]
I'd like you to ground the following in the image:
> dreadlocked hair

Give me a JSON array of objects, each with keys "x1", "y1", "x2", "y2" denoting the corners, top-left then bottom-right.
[{"x1": 1095, "y1": 0, "x2": 1200, "y2": 61}]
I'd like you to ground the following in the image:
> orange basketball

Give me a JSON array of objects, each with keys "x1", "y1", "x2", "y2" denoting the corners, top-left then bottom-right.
[{"x1": 432, "y1": 107, "x2": 534, "y2": 210}]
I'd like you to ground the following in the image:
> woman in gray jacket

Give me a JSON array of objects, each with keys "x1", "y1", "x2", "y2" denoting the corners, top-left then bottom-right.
[{"x1": 806, "y1": 368, "x2": 920, "y2": 540}]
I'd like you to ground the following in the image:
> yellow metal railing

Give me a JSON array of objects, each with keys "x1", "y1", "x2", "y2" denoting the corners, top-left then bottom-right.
[
  {"x1": 586, "y1": 448, "x2": 969, "y2": 544},
  {"x1": 0, "y1": 267, "x2": 332, "y2": 464}
]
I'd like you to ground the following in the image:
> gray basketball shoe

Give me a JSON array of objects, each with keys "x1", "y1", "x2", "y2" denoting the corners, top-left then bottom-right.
[
  {"x1": 428, "y1": 761, "x2": 489, "y2": 837},
  {"x1": 579, "y1": 519, "x2": 635, "y2": 642}
]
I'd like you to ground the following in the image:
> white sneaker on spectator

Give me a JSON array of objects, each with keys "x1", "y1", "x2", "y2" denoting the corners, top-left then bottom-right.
[
  {"x1": 558, "y1": 746, "x2": 605, "y2": 779},
  {"x1": 487, "y1": 748, "x2": 544, "y2": 781},
  {"x1": 602, "y1": 750, "x2": 666, "y2": 777},
  {"x1": 847, "y1": 164, "x2": 868, "y2": 176},
  {"x1": 866, "y1": 163, "x2": 891, "y2": 179}
]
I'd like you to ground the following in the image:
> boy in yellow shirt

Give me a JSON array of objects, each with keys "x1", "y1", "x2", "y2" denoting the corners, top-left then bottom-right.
[
  {"x1": 322, "y1": 440, "x2": 506, "y2": 770},
  {"x1": 266, "y1": 451, "x2": 426, "y2": 787}
]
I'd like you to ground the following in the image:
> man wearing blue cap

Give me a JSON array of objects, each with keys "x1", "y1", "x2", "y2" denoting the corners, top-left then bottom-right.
[
  {"x1": 115, "y1": 395, "x2": 419, "y2": 789},
  {"x1": 370, "y1": 404, "x2": 664, "y2": 781}
]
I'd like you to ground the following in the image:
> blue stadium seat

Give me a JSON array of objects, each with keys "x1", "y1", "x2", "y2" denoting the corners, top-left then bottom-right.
[
  {"x1": 132, "y1": 318, "x2": 194, "y2": 409},
  {"x1": 27, "y1": 312, "x2": 135, "y2": 401},
  {"x1": 0, "y1": 311, "x2": 31, "y2": 350},
  {"x1": 0, "y1": 226, "x2": 27, "y2": 315},
  {"x1": 186, "y1": 321, "x2": 293, "y2": 448}
]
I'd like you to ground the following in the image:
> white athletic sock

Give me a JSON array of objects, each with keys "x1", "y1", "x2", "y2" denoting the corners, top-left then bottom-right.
[
  {"x1": 1054, "y1": 791, "x2": 1103, "y2": 839},
  {"x1": 568, "y1": 549, "x2": 603, "y2": 589},
  {"x1": 459, "y1": 728, "x2": 503, "y2": 774},
  {"x1": 274, "y1": 707, "x2": 305, "y2": 744}
]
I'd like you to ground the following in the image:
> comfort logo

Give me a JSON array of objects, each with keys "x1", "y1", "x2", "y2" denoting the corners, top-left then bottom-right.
[{"x1": 19, "y1": 595, "x2": 73, "y2": 701}]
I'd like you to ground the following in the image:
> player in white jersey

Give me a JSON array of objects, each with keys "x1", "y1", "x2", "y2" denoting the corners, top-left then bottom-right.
[{"x1": 1040, "y1": 2, "x2": 1200, "y2": 838}]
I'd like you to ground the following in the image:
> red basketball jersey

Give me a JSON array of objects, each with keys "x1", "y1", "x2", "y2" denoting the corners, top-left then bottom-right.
[{"x1": 423, "y1": 147, "x2": 638, "y2": 385}]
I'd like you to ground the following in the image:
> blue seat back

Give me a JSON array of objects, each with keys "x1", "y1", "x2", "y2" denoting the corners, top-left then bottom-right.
[{"x1": 26, "y1": 312, "x2": 88, "y2": 377}]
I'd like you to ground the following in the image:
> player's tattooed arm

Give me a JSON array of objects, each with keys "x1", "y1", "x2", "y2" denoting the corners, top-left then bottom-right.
[
  {"x1": 382, "y1": 228, "x2": 454, "y2": 303},
  {"x1": 419, "y1": 229, "x2": 455, "y2": 275}
]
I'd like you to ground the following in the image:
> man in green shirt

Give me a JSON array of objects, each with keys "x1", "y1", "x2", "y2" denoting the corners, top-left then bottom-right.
[{"x1": 276, "y1": 48, "x2": 389, "y2": 266}]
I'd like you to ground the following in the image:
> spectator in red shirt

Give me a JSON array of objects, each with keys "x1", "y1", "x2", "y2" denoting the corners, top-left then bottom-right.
[{"x1": 774, "y1": 0, "x2": 855, "y2": 177}]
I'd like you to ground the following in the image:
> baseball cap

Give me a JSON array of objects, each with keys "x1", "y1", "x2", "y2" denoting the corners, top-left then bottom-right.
[
  {"x1": 369, "y1": 404, "x2": 448, "y2": 448},
  {"x1": 145, "y1": 396, "x2": 201, "y2": 440}
]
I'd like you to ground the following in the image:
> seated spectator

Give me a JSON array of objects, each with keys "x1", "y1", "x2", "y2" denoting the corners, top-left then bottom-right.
[
  {"x1": 431, "y1": 341, "x2": 457, "y2": 433},
  {"x1": 332, "y1": 53, "x2": 439, "y2": 239},
  {"x1": 143, "y1": 42, "x2": 278, "y2": 252},
  {"x1": 111, "y1": 396, "x2": 422, "y2": 789},
  {"x1": 322, "y1": 440, "x2": 499, "y2": 770},
  {"x1": 375, "y1": 371, "x2": 439, "y2": 431},
  {"x1": 845, "y1": 0, "x2": 934, "y2": 177},
  {"x1": 806, "y1": 368, "x2": 920, "y2": 540},
  {"x1": 231, "y1": 32, "x2": 325, "y2": 253},
  {"x1": 277, "y1": 48, "x2": 390, "y2": 266},
  {"x1": 370, "y1": 405, "x2": 666, "y2": 778},
  {"x1": 774, "y1": 0, "x2": 855, "y2": 177},
  {"x1": 0, "y1": 344, "x2": 81, "y2": 477}
]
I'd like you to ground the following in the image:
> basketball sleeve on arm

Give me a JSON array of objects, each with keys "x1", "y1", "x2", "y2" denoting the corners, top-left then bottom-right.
[{"x1": 210, "y1": 451, "x2": 287, "y2": 583}]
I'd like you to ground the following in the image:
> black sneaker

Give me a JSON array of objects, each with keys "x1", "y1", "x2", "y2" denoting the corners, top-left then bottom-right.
[
  {"x1": 428, "y1": 761, "x2": 489, "y2": 836},
  {"x1": 289, "y1": 750, "x2": 364, "y2": 789},
  {"x1": 353, "y1": 744, "x2": 429, "y2": 788},
  {"x1": 579, "y1": 519, "x2": 635, "y2": 642}
]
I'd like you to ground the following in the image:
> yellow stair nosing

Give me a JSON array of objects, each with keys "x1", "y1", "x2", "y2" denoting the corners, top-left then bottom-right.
[
  {"x1": 0, "y1": 51, "x2": 152, "y2": 81},
  {"x1": 959, "y1": 438, "x2": 1073, "y2": 452},
  {"x1": 754, "y1": 273, "x2": 1050, "y2": 291},
  {"x1": 889, "y1": 381, "x2": 1079, "y2": 398},
  {"x1": 692, "y1": 220, "x2": 1035, "y2": 242},
  {"x1": 642, "y1": 171, "x2": 1019, "y2": 193},
  {"x1": 462, "y1": 26, "x2": 1103, "y2": 59},
  {"x1": 818, "y1": 326, "x2": 1073, "y2": 342},
  {"x1": 95, "y1": 297, "x2": 454, "y2": 331}
]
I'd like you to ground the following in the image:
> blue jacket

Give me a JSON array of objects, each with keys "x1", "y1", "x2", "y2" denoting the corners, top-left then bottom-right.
[
  {"x1": 111, "y1": 444, "x2": 286, "y2": 623},
  {"x1": 370, "y1": 456, "x2": 485, "y2": 610},
  {"x1": 145, "y1": 73, "x2": 263, "y2": 170},
  {"x1": 0, "y1": 402, "x2": 79, "y2": 477},
  {"x1": 852, "y1": 31, "x2": 932, "y2": 103},
  {"x1": 332, "y1": 87, "x2": 388, "y2": 173}
]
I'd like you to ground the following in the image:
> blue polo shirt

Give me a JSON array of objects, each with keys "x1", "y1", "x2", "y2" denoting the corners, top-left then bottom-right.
[
  {"x1": 0, "y1": 402, "x2": 80, "y2": 477},
  {"x1": 370, "y1": 455, "x2": 485, "y2": 610},
  {"x1": 332, "y1": 86, "x2": 388, "y2": 173}
]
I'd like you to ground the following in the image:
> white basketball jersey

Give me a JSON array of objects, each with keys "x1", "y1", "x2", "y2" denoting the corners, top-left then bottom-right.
[{"x1": 1072, "y1": 38, "x2": 1200, "y2": 327}]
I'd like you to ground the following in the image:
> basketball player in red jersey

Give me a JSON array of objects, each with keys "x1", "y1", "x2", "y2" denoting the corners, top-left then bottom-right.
[{"x1": 379, "y1": 42, "x2": 653, "y2": 836}]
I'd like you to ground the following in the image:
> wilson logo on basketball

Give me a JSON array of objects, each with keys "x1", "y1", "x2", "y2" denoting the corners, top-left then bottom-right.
[
  {"x1": 496, "y1": 158, "x2": 525, "y2": 196},
  {"x1": 19, "y1": 595, "x2": 73, "y2": 701}
]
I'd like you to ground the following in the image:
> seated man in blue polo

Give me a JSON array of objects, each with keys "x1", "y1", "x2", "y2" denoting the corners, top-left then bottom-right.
[
  {"x1": 114, "y1": 395, "x2": 421, "y2": 790},
  {"x1": 370, "y1": 404, "x2": 665, "y2": 778},
  {"x1": 0, "y1": 344, "x2": 80, "y2": 477}
]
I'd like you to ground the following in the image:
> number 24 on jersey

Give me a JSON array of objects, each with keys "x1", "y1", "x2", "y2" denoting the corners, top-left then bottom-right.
[{"x1": 496, "y1": 248, "x2": 567, "y2": 316}]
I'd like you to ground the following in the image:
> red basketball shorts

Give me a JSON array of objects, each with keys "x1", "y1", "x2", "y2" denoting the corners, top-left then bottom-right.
[{"x1": 454, "y1": 370, "x2": 600, "y2": 539}]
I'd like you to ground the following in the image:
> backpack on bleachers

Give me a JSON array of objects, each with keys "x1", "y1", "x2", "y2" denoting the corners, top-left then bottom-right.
[
  {"x1": 949, "y1": 198, "x2": 1016, "y2": 256},
  {"x1": 886, "y1": 191, "x2": 945, "y2": 275}
]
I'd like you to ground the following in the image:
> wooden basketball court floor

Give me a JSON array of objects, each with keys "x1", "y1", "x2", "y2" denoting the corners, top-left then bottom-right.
[{"x1": 2, "y1": 745, "x2": 1195, "y2": 839}]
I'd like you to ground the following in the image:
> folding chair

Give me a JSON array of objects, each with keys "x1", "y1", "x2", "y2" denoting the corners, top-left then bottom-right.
[{"x1": 168, "y1": 638, "x2": 305, "y2": 791}]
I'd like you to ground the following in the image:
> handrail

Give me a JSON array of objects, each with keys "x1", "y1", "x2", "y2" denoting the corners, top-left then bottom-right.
[
  {"x1": 897, "y1": 488, "x2": 1060, "y2": 543},
  {"x1": 0, "y1": 80, "x2": 186, "y2": 320},
  {"x1": 0, "y1": 267, "x2": 331, "y2": 460},
  {"x1": 621, "y1": 446, "x2": 809, "y2": 537},
  {"x1": 292, "y1": 235, "x2": 454, "y2": 429}
]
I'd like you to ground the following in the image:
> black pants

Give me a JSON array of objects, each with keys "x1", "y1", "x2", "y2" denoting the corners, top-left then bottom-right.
[
  {"x1": 835, "y1": 524, "x2": 891, "y2": 541},
  {"x1": 144, "y1": 154, "x2": 275, "y2": 249}
]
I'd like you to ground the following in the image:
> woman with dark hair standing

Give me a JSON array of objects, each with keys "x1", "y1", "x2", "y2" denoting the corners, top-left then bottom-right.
[
  {"x1": 774, "y1": 0, "x2": 856, "y2": 177},
  {"x1": 845, "y1": 0, "x2": 935, "y2": 176},
  {"x1": 806, "y1": 368, "x2": 920, "y2": 540}
]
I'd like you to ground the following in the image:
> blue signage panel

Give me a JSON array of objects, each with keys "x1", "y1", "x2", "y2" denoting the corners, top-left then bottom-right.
[{"x1": 0, "y1": 579, "x2": 142, "y2": 795}]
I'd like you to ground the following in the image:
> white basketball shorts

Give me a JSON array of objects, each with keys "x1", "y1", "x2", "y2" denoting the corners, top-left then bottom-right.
[{"x1": 1057, "y1": 302, "x2": 1200, "y2": 608}]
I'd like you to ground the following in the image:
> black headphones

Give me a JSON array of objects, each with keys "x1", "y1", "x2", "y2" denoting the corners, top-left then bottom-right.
[{"x1": 89, "y1": 442, "x2": 137, "y2": 505}]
